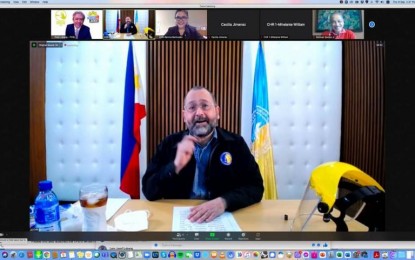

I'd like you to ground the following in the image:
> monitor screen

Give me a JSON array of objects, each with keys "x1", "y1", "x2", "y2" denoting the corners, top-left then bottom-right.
[{"x1": 0, "y1": 6, "x2": 414, "y2": 246}]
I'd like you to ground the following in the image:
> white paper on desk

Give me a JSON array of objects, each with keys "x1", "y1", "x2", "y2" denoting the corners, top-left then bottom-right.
[
  {"x1": 106, "y1": 198, "x2": 128, "y2": 221},
  {"x1": 172, "y1": 207, "x2": 241, "y2": 231}
]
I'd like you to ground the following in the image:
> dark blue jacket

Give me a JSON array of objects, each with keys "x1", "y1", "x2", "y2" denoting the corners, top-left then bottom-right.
[
  {"x1": 120, "y1": 22, "x2": 138, "y2": 35},
  {"x1": 65, "y1": 24, "x2": 92, "y2": 40},
  {"x1": 142, "y1": 128, "x2": 264, "y2": 212}
]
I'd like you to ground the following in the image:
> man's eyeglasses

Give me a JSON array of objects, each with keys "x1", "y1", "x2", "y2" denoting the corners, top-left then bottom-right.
[
  {"x1": 175, "y1": 16, "x2": 188, "y2": 21},
  {"x1": 184, "y1": 102, "x2": 214, "y2": 113}
]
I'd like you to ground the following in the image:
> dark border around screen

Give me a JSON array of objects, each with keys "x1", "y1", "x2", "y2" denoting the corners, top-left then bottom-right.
[{"x1": 1, "y1": 9, "x2": 415, "y2": 241}]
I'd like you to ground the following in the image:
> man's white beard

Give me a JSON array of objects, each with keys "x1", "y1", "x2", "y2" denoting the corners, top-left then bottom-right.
[
  {"x1": 192, "y1": 124, "x2": 213, "y2": 137},
  {"x1": 189, "y1": 118, "x2": 217, "y2": 137}
]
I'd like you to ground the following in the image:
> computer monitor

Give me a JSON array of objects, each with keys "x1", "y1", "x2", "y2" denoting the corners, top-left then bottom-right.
[{"x1": 0, "y1": 2, "x2": 415, "y2": 253}]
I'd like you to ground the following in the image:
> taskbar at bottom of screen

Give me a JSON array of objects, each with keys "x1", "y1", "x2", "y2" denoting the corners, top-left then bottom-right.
[{"x1": 2, "y1": 232, "x2": 415, "y2": 241}]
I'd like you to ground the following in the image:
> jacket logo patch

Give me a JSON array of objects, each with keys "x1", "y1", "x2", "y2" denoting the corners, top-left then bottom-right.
[{"x1": 220, "y1": 152, "x2": 232, "y2": 166}]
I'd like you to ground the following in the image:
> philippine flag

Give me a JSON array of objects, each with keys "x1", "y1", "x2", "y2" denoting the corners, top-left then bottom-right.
[{"x1": 120, "y1": 41, "x2": 146, "y2": 199}]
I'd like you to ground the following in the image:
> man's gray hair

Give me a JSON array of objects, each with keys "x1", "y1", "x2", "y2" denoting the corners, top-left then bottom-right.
[{"x1": 73, "y1": 11, "x2": 86, "y2": 20}]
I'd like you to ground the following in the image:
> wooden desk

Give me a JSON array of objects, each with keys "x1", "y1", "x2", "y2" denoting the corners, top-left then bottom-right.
[
  {"x1": 109, "y1": 33, "x2": 149, "y2": 40},
  {"x1": 108, "y1": 200, "x2": 368, "y2": 232}
]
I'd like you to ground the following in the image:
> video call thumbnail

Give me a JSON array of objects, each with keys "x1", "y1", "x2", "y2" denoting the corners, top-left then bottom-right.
[
  {"x1": 155, "y1": 10, "x2": 208, "y2": 39},
  {"x1": 103, "y1": 9, "x2": 155, "y2": 40},
  {"x1": 313, "y1": 10, "x2": 364, "y2": 39},
  {"x1": 51, "y1": 10, "x2": 103, "y2": 40}
]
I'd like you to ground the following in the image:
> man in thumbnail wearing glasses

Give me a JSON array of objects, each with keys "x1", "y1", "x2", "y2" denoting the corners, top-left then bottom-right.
[
  {"x1": 65, "y1": 11, "x2": 92, "y2": 40},
  {"x1": 143, "y1": 86, "x2": 264, "y2": 223},
  {"x1": 322, "y1": 12, "x2": 356, "y2": 40},
  {"x1": 164, "y1": 10, "x2": 204, "y2": 39}
]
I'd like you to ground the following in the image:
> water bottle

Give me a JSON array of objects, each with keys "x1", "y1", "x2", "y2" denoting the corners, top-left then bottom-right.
[{"x1": 34, "y1": 180, "x2": 61, "y2": 231}]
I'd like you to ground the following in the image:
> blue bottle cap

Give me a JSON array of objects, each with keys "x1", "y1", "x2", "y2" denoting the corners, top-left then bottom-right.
[{"x1": 38, "y1": 180, "x2": 52, "y2": 191}]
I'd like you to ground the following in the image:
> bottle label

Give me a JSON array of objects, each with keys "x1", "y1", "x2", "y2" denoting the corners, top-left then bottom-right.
[{"x1": 35, "y1": 204, "x2": 60, "y2": 225}]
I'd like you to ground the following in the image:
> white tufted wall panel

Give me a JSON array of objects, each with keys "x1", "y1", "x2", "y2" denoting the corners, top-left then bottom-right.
[
  {"x1": 45, "y1": 41, "x2": 147, "y2": 201},
  {"x1": 105, "y1": 10, "x2": 118, "y2": 34},
  {"x1": 241, "y1": 41, "x2": 342, "y2": 199}
]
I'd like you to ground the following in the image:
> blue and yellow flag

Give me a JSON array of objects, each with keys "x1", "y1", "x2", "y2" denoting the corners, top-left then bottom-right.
[
  {"x1": 134, "y1": 10, "x2": 140, "y2": 33},
  {"x1": 251, "y1": 42, "x2": 278, "y2": 200}
]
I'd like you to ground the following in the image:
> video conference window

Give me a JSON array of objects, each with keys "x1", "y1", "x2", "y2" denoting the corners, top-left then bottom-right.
[
  {"x1": 30, "y1": 40, "x2": 384, "y2": 234},
  {"x1": 155, "y1": 10, "x2": 207, "y2": 39},
  {"x1": 103, "y1": 10, "x2": 155, "y2": 40},
  {"x1": 313, "y1": 10, "x2": 364, "y2": 39},
  {"x1": 51, "y1": 10, "x2": 103, "y2": 40}
]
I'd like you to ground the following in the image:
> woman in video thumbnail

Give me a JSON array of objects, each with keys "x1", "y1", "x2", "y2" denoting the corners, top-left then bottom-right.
[
  {"x1": 164, "y1": 10, "x2": 204, "y2": 39},
  {"x1": 322, "y1": 12, "x2": 356, "y2": 40}
]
